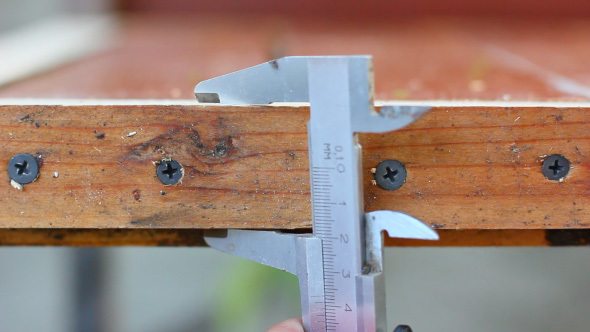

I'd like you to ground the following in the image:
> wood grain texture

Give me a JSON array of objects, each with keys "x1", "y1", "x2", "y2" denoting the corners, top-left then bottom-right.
[{"x1": 2, "y1": 103, "x2": 590, "y2": 239}]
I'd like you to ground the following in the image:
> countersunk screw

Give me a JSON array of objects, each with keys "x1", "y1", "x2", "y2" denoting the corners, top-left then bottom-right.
[
  {"x1": 156, "y1": 159, "x2": 183, "y2": 185},
  {"x1": 393, "y1": 325, "x2": 413, "y2": 332},
  {"x1": 8, "y1": 153, "x2": 39, "y2": 184},
  {"x1": 375, "y1": 159, "x2": 407, "y2": 190},
  {"x1": 542, "y1": 154, "x2": 570, "y2": 181}
]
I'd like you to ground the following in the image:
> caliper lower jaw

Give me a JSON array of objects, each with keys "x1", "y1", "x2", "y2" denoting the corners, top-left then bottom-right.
[
  {"x1": 198, "y1": 56, "x2": 439, "y2": 332},
  {"x1": 204, "y1": 230, "x2": 326, "y2": 331},
  {"x1": 203, "y1": 211, "x2": 439, "y2": 332}
]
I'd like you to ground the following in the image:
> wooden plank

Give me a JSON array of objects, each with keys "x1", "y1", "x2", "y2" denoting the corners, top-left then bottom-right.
[
  {"x1": 0, "y1": 229, "x2": 207, "y2": 246},
  {"x1": 0, "y1": 229, "x2": 587, "y2": 247},
  {"x1": 1, "y1": 229, "x2": 588, "y2": 247},
  {"x1": 386, "y1": 229, "x2": 590, "y2": 247},
  {"x1": 0, "y1": 102, "x2": 311, "y2": 229},
  {"x1": 2, "y1": 101, "x2": 590, "y2": 248}
]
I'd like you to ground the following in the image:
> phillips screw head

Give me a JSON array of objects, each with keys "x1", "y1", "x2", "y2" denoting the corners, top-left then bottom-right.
[
  {"x1": 8, "y1": 153, "x2": 39, "y2": 184},
  {"x1": 375, "y1": 159, "x2": 407, "y2": 190},
  {"x1": 542, "y1": 154, "x2": 570, "y2": 181},
  {"x1": 156, "y1": 159, "x2": 183, "y2": 185}
]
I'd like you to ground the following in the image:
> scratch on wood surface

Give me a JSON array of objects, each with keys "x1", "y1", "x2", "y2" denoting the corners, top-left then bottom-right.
[{"x1": 510, "y1": 144, "x2": 531, "y2": 153}]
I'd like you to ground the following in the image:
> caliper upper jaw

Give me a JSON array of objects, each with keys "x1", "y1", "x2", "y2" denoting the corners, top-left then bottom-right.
[
  {"x1": 194, "y1": 56, "x2": 431, "y2": 135},
  {"x1": 194, "y1": 57, "x2": 310, "y2": 104}
]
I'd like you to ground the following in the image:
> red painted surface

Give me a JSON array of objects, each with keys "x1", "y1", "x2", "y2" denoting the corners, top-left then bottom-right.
[{"x1": 1, "y1": 14, "x2": 589, "y2": 101}]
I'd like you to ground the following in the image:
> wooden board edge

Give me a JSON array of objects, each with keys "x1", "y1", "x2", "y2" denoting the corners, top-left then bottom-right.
[{"x1": 1, "y1": 229, "x2": 589, "y2": 247}]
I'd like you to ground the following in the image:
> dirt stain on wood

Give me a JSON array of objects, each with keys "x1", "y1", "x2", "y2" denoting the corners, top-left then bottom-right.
[
  {"x1": 546, "y1": 229, "x2": 590, "y2": 246},
  {"x1": 132, "y1": 189, "x2": 141, "y2": 202},
  {"x1": 129, "y1": 212, "x2": 167, "y2": 226}
]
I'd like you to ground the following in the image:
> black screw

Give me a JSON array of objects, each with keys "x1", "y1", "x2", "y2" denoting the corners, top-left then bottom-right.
[
  {"x1": 8, "y1": 153, "x2": 39, "y2": 184},
  {"x1": 542, "y1": 154, "x2": 570, "y2": 181},
  {"x1": 375, "y1": 160, "x2": 407, "y2": 190},
  {"x1": 393, "y1": 325, "x2": 413, "y2": 332},
  {"x1": 156, "y1": 159, "x2": 183, "y2": 185}
]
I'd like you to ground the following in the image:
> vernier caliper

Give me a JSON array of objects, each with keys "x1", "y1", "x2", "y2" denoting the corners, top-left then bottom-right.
[{"x1": 196, "y1": 56, "x2": 439, "y2": 332}]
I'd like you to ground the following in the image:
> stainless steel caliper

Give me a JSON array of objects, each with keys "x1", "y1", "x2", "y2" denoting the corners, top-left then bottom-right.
[{"x1": 195, "y1": 56, "x2": 439, "y2": 332}]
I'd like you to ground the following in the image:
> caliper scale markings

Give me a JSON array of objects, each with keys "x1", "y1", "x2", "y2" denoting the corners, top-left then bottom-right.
[{"x1": 312, "y1": 165, "x2": 354, "y2": 332}]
